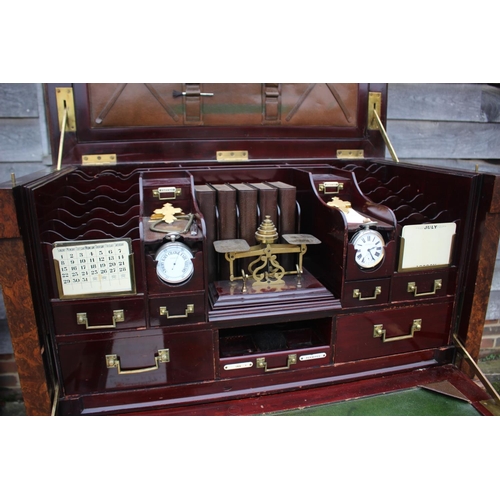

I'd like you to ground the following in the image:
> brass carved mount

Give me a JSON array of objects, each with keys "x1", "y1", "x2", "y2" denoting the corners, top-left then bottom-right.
[{"x1": 213, "y1": 216, "x2": 320, "y2": 289}]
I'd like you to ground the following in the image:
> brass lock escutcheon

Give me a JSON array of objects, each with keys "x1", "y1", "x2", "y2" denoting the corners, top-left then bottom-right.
[
  {"x1": 159, "y1": 304, "x2": 194, "y2": 319},
  {"x1": 373, "y1": 319, "x2": 422, "y2": 343},
  {"x1": 353, "y1": 286, "x2": 381, "y2": 301},
  {"x1": 407, "y1": 279, "x2": 442, "y2": 297},
  {"x1": 76, "y1": 309, "x2": 124, "y2": 330},
  {"x1": 106, "y1": 349, "x2": 170, "y2": 375},
  {"x1": 256, "y1": 354, "x2": 297, "y2": 372}
]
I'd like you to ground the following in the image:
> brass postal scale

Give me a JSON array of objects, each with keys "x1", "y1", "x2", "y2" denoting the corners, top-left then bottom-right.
[{"x1": 0, "y1": 83, "x2": 499, "y2": 415}]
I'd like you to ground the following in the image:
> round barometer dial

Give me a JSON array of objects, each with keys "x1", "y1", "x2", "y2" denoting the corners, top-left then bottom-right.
[
  {"x1": 155, "y1": 241, "x2": 194, "y2": 284},
  {"x1": 351, "y1": 227, "x2": 385, "y2": 269}
]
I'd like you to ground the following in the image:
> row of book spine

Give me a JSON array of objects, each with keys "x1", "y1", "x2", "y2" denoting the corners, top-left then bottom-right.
[{"x1": 195, "y1": 181, "x2": 297, "y2": 281}]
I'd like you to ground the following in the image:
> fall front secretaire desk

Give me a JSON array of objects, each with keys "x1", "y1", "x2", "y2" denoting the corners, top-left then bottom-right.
[{"x1": 1, "y1": 83, "x2": 499, "y2": 416}]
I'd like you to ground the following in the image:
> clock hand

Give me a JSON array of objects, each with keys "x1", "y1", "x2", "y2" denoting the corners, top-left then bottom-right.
[{"x1": 171, "y1": 254, "x2": 180, "y2": 271}]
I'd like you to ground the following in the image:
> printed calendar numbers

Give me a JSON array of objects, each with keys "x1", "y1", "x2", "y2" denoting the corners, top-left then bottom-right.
[{"x1": 52, "y1": 239, "x2": 135, "y2": 298}]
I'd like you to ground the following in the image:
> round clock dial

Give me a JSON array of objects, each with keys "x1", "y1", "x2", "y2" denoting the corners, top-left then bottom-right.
[
  {"x1": 155, "y1": 241, "x2": 194, "y2": 284},
  {"x1": 351, "y1": 228, "x2": 385, "y2": 269}
]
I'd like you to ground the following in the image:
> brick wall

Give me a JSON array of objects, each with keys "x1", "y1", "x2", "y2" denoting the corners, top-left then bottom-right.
[
  {"x1": 0, "y1": 321, "x2": 20, "y2": 390},
  {"x1": 0, "y1": 355, "x2": 20, "y2": 390}
]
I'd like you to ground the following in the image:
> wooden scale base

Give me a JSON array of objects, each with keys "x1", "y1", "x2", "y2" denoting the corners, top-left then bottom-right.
[{"x1": 209, "y1": 269, "x2": 339, "y2": 326}]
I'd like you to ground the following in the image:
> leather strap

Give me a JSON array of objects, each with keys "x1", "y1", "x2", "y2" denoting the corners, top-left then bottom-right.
[
  {"x1": 184, "y1": 83, "x2": 203, "y2": 124},
  {"x1": 262, "y1": 83, "x2": 281, "y2": 124}
]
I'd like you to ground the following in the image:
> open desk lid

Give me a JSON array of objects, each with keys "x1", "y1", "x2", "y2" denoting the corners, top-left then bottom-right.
[{"x1": 45, "y1": 83, "x2": 389, "y2": 167}]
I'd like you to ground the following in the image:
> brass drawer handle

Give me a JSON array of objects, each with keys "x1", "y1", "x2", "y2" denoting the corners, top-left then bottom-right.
[
  {"x1": 159, "y1": 304, "x2": 194, "y2": 319},
  {"x1": 373, "y1": 319, "x2": 422, "y2": 343},
  {"x1": 256, "y1": 354, "x2": 297, "y2": 372},
  {"x1": 353, "y1": 286, "x2": 381, "y2": 301},
  {"x1": 106, "y1": 349, "x2": 170, "y2": 375},
  {"x1": 319, "y1": 181, "x2": 344, "y2": 194},
  {"x1": 407, "y1": 279, "x2": 442, "y2": 297},
  {"x1": 76, "y1": 309, "x2": 124, "y2": 330}
]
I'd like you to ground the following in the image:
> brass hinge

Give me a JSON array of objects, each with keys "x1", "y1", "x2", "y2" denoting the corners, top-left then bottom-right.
[
  {"x1": 367, "y1": 92, "x2": 399, "y2": 163},
  {"x1": 337, "y1": 150, "x2": 364, "y2": 159},
  {"x1": 82, "y1": 154, "x2": 117, "y2": 166},
  {"x1": 216, "y1": 150, "x2": 249, "y2": 162},
  {"x1": 55, "y1": 87, "x2": 76, "y2": 132}
]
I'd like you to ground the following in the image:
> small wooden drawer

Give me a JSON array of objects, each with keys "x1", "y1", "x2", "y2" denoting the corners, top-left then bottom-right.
[
  {"x1": 149, "y1": 293, "x2": 206, "y2": 327},
  {"x1": 57, "y1": 327, "x2": 215, "y2": 395},
  {"x1": 220, "y1": 346, "x2": 332, "y2": 379},
  {"x1": 335, "y1": 301, "x2": 453, "y2": 363},
  {"x1": 218, "y1": 318, "x2": 332, "y2": 378},
  {"x1": 391, "y1": 268, "x2": 456, "y2": 303},
  {"x1": 342, "y1": 278, "x2": 391, "y2": 308},
  {"x1": 52, "y1": 296, "x2": 146, "y2": 336}
]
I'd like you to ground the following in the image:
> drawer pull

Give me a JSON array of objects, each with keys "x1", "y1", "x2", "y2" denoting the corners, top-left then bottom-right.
[
  {"x1": 256, "y1": 354, "x2": 297, "y2": 372},
  {"x1": 373, "y1": 319, "x2": 422, "y2": 343},
  {"x1": 353, "y1": 286, "x2": 381, "y2": 301},
  {"x1": 407, "y1": 279, "x2": 442, "y2": 297},
  {"x1": 319, "y1": 181, "x2": 344, "y2": 194},
  {"x1": 159, "y1": 304, "x2": 194, "y2": 319},
  {"x1": 106, "y1": 349, "x2": 170, "y2": 375},
  {"x1": 76, "y1": 309, "x2": 124, "y2": 330}
]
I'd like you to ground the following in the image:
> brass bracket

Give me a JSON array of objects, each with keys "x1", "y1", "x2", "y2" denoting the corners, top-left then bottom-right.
[
  {"x1": 82, "y1": 154, "x2": 117, "y2": 166},
  {"x1": 56, "y1": 87, "x2": 76, "y2": 132},
  {"x1": 216, "y1": 150, "x2": 249, "y2": 162},
  {"x1": 336, "y1": 150, "x2": 364, "y2": 159},
  {"x1": 152, "y1": 186, "x2": 182, "y2": 200}
]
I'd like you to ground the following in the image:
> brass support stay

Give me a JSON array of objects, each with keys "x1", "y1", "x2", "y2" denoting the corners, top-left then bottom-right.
[
  {"x1": 453, "y1": 335, "x2": 500, "y2": 415},
  {"x1": 368, "y1": 92, "x2": 399, "y2": 163}
]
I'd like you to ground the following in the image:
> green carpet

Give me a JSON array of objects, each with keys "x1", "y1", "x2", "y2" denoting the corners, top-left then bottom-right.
[{"x1": 272, "y1": 387, "x2": 481, "y2": 416}]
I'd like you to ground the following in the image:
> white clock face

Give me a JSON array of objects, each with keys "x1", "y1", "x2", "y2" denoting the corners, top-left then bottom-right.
[
  {"x1": 352, "y1": 229, "x2": 385, "y2": 269},
  {"x1": 155, "y1": 242, "x2": 194, "y2": 284}
]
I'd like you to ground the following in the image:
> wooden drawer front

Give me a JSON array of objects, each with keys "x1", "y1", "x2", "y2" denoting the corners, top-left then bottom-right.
[
  {"x1": 391, "y1": 269, "x2": 456, "y2": 303},
  {"x1": 58, "y1": 329, "x2": 215, "y2": 395},
  {"x1": 342, "y1": 278, "x2": 391, "y2": 308},
  {"x1": 52, "y1": 296, "x2": 146, "y2": 336},
  {"x1": 220, "y1": 346, "x2": 332, "y2": 379},
  {"x1": 335, "y1": 302, "x2": 453, "y2": 363},
  {"x1": 149, "y1": 293, "x2": 206, "y2": 327}
]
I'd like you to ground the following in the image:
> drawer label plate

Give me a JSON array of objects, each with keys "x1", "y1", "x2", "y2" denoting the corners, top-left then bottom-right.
[
  {"x1": 299, "y1": 352, "x2": 327, "y2": 361},
  {"x1": 223, "y1": 361, "x2": 253, "y2": 371}
]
